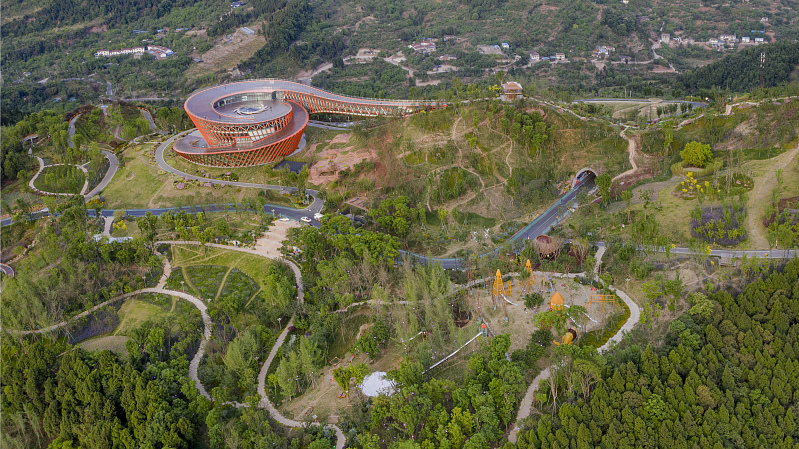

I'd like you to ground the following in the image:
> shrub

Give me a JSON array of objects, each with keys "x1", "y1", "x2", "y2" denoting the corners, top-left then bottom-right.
[
  {"x1": 689, "y1": 205, "x2": 748, "y2": 246},
  {"x1": 524, "y1": 292, "x2": 545, "y2": 309},
  {"x1": 680, "y1": 141, "x2": 713, "y2": 167}
]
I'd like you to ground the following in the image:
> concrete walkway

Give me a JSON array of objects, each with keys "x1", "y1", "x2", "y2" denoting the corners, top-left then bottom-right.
[
  {"x1": 155, "y1": 241, "x2": 344, "y2": 449},
  {"x1": 102, "y1": 216, "x2": 114, "y2": 237},
  {"x1": 29, "y1": 157, "x2": 90, "y2": 196},
  {"x1": 7, "y1": 240, "x2": 345, "y2": 449},
  {"x1": 83, "y1": 150, "x2": 119, "y2": 200}
]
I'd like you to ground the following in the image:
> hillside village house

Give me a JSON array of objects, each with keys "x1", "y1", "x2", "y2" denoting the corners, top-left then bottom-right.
[
  {"x1": 95, "y1": 47, "x2": 145, "y2": 57},
  {"x1": 408, "y1": 42, "x2": 436, "y2": 54},
  {"x1": 755, "y1": 37, "x2": 764, "y2": 43},
  {"x1": 741, "y1": 36, "x2": 751, "y2": 43},
  {"x1": 555, "y1": 53, "x2": 566, "y2": 61},
  {"x1": 660, "y1": 34, "x2": 670, "y2": 43},
  {"x1": 529, "y1": 52, "x2": 540, "y2": 62},
  {"x1": 720, "y1": 34, "x2": 736, "y2": 42},
  {"x1": 596, "y1": 45, "x2": 615, "y2": 57}
]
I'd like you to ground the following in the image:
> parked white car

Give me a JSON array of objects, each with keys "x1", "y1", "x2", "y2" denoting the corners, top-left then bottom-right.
[
  {"x1": 300, "y1": 216, "x2": 312, "y2": 223},
  {"x1": 313, "y1": 213, "x2": 324, "y2": 220},
  {"x1": 279, "y1": 217, "x2": 290, "y2": 222}
]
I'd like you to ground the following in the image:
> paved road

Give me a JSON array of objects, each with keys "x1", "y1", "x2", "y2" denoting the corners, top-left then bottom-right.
[
  {"x1": 84, "y1": 151, "x2": 119, "y2": 199},
  {"x1": 138, "y1": 108, "x2": 160, "y2": 133},
  {"x1": 154, "y1": 132, "x2": 324, "y2": 218},
  {"x1": 68, "y1": 114, "x2": 81, "y2": 149},
  {"x1": 0, "y1": 263, "x2": 15, "y2": 277},
  {"x1": 573, "y1": 98, "x2": 706, "y2": 109},
  {"x1": 404, "y1": 176, "x2": 596, "y2": 269}
]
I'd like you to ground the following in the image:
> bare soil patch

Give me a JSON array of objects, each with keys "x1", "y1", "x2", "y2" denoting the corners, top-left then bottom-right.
[
  {"x1": 308, "y1": 146, "x2": 377, "y2": 185},
  {"x1": 186, "y1": 27, "x2": 265, "y2": 78}
]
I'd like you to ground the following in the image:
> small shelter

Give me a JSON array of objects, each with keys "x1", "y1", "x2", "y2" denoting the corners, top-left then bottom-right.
[
  {"x1": 534, "y1": 234, "x2": 562, "y2": 259},
  {"x1": 550, "y1": 291, "x2": 565, "y2": 311}
]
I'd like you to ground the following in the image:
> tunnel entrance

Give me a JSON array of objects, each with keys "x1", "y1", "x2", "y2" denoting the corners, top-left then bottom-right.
[{"x1": 572, "y1": 168, "x2": 597, "y2": 188}]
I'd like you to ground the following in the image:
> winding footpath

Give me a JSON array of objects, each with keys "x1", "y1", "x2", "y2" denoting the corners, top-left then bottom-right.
[
  {"x1": 7, "y1": 241, "x2": 345, "y2": 449},
  {"x1": 28, "y1": 157, "x2": 90, "y2": 196},
  {"x1": 508, "y1": 244, "x2": 640, "y2": 443}
]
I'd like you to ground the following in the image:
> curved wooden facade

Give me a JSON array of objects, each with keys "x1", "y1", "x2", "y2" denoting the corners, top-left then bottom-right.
[{"x1": 176, "y1": 80, "x2": 444, "y2": 167}]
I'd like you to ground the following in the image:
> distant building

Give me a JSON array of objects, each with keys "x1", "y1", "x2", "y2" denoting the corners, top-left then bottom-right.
[
  {"x1": 529, "y1": 51, "x2": 540, "y2": 62},
  {"x1": 741, "y1": 36, "x2": 751, "y2": 43},
  {"x1": 231, "y1": 1, "x2": 246, "y2": 7},
  {"x1": 672, "y1": 37, "x2": 681, "y2": 43},
  {"x1": 240, "y1": 27, "x2": 255, "y2": 35},
  {"x1": 755, "y1": 37, "x2": 764, "y2": 43},
  {"x1": 501, "y1": 42, "x2": 510, "y2": 49},
  {"x1": 439, "y1": 54, "x2": 457, "y2": 61},
  {"x1": 596, "y1": 45, "x2": 615, "y2": 56},
  {"x1": 94, "y1": 47, "x2": 146, "y2": 57},
  {"x1": 94, "y1": 45, "x2": 174, "y2": 59},
  {"x1": 502, "y1": 81, "x2": 523, "y2": 99},
  {"x1": 146, "y1": 45, "x2": 175, "y2": 59},
  {"x1": 720, "y1": 34, "x2": 736, "y2": 42},
  {"x1": 408, "y1": 42, "x2": 436, "y2": 53},
  {"x1": 660, "y1": 34, "x2": 670, "y2": 43},
  {"x1": 622, "y1": 0, "x2": 629, "y2": 4},
  {"x1": 760, "y1": 16, "x2": 768, "y2": 22},
  {"x1": 555, "y1": 53, "x2": 566, "y2": 61},
  {"x1": 477, "y1": 45, "x2": 503, "y2": 55},
  {"x1": 709, "y1": 38, "x2": 719, "y2": 44},
  {"x1": 133, "y1": 30, "x2": 148, "y2": 34}
]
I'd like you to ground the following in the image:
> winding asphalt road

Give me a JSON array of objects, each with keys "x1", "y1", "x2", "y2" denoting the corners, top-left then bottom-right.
[{"x1": 403, "y1": 175, "x2": 596, "y2": 269}]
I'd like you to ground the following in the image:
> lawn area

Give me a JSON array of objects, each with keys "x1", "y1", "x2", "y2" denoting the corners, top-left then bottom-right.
[
  {"x1": 79, "y1": 335, "x2": 130, "y2": 356},
  {"x1": 111, "y1": 217, "x2": 140, "y2": 238},
  {"x1": 169, "y1": 245, "x2": 285, "y2": 288},
  {"x1": 114, "y1": 299, "x2": 172, "y2": 336},
  {"x1": 102, "y1": 143, "x2": 170, "y2": 208},
  {"x1": 34, "y1": 165, "x2": 85, "y2": 194},
  {"x1": 103, "y1": 140, "x2": 261, "y2": 209}
]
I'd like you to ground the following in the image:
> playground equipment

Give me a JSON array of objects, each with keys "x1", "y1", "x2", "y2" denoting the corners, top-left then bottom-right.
[
  {"x1": 501, "y1": 293, "x2": 518, "y2": 306},
  {"x1": 425, "y1": 331, "x2": 483, "y2": 373},
  {"x1": 553, "y1": 328, "x2": 578, "y2": 346},
  {"x1": 516, "y1": 260, "x2": 536, "y2": 295},
  {"x1": 550, "y1": 291, "x2": 565, "y2": 311},
  {"x1": 587, "y1": 294, "x2": 618, "y2": 316},
  {"x1": 492, "y1": 269, "x2": 507, "y2": 307},
  {"x1": 405, "y1": 330, "x2": 426, "y2": 342}
]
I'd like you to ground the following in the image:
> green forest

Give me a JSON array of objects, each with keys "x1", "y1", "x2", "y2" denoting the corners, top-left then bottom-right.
[
  {"x1": 678, "y1": 42, "x2": 799, "y2": 93},
  {"x1": 513, "y1": 259, "x2": 799, "y2": 449}
]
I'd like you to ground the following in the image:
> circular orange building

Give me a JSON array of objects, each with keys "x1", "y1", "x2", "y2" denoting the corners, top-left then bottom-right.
[{"x1": 176, "y1": 79, "x2": 444, "y2": 167}]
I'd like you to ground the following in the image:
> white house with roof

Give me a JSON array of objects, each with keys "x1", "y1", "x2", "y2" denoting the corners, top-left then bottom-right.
[
  {"x1": 529, "y1": 51, "x2": 540, "y2": 62},
  {"x1": 408, "y1": 42, "x2": 436, "y2": 53},
  {"x1": 741, "y1": 36, "x2": 751, "y2": 43},
  {"x1": 94, "y1": 47, "x2": 146, "y2": 57},
  {"x1": 720, "y1": 34, "x2": 736, "y2": 42},
  {"x1": 660, "y1": 34, "x2": 670, "y2": 43}
]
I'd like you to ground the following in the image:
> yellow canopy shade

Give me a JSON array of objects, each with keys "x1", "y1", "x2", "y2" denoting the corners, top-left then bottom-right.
[{"x1": 550, "y1": 291, "x2": 565, "y2": 311}]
